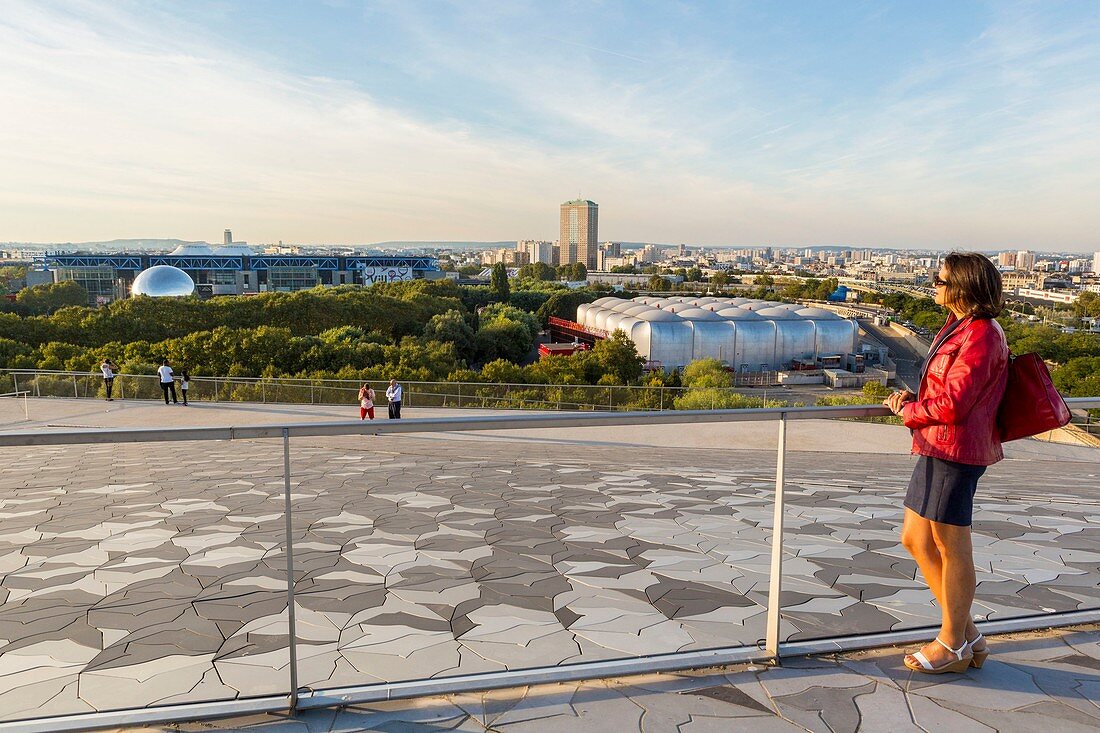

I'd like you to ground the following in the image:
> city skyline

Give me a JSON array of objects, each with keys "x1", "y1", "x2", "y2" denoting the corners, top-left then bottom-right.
[
  {"x1": 3, "y1": 235, "x2": 1098, "y2": 258},
  {"x1": 2, "y1": 2, "x2": 1099, "y2": 251}
]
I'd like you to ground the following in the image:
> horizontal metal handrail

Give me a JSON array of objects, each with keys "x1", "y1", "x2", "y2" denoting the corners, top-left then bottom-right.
[
  {"x1": 0, "y1": 367, "x2": 805, "y2": 414},
  {"x1": 2, "y1": 400, "x2": 1091, "y2": 444},
  {"x1": 0, "y1": 404, "x2": 892, "y2": 446},
  {"x1": 0, "y1": 369, "x2": 774, "y2": 391},
  {"x1": 1, "y1": 399, "x2": 1097, "y2": 447}
]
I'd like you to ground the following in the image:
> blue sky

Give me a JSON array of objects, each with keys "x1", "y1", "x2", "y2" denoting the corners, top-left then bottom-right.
[{"x1": 1, "y1": 1, "x2": 1098, "y2": 250}]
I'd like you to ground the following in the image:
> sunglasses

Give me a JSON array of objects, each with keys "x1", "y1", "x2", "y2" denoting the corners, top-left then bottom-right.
[{"x1": 931, "y1": 275, "x2": 950, "y2": 287}]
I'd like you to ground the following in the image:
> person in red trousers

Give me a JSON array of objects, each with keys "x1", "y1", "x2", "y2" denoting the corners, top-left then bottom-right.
[{"x1": 358, "y1": 383, "x2": 376, "y2": 421}]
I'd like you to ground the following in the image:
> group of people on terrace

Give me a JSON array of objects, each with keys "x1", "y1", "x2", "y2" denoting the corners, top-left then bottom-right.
[
  {"x1": 101, "y1": 358, "x2": 191, "y2": 405},
  {"x1": 99, "y1": 358, "x2": 189, "y2": 405},
  {"x1": 357, "y1": 379, "x2": 403, "y2": 420},
  {"x1": 98, "y1": 359, "x2": 403, "y2": 420}
]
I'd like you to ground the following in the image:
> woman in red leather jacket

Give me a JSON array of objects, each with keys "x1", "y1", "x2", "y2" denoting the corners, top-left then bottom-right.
[{"x1": 884, "y1": 252, "x2": 1008, "y2": 674}]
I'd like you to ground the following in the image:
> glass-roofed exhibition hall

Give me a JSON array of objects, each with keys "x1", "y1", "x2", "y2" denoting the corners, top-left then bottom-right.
[{"x1": 577, "y1": 296, "x2": 859, "y2": 372}]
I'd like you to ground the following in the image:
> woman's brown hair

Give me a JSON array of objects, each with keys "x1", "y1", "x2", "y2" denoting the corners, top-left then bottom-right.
[{"x1": 942, "y1": 252, "x2": 1004, "y2": 318}]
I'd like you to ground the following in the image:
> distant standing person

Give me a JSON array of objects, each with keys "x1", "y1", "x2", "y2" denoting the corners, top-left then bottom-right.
[
  {"x1": 158, "y1": 360, "x2": 178, "y2": 405},
  {"x1": 358, "y1": 383, "x2": 376, "y2": 421},
  {"x1": 180, "y1": 371, "x2": 190, "y2": 406},
  {"x1": 100, "y1": 358, "x2": 117, "y2": 401},
  {"x1": 386, "y1": 379, "x2": 402, "y2": 419}
]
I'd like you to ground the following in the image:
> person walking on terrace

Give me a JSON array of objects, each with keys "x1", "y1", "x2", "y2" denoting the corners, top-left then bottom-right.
[
  {"x1": 358, "y1": 383, "x2": 376, "y2": 421},
  {"x1": 180, "y1": 371, "x2": 190, "y2": 406},
  {"x1": 883, "y1": 252, "x2": 1008, "y2": 675},
  {"x1": 100, "y1": 358, "x2": 117, "y2": 401},
  {"x1": 157, "y1": 359, "x2": 179, "y2": 405},
  {"x1": 386, "y1": 378, "x2": 402, "y2": 419}
]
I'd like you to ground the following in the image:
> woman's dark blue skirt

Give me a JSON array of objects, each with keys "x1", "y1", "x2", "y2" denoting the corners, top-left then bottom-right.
[{"x1": 905, "y1": 454, "x2": 987, "y2": 526}]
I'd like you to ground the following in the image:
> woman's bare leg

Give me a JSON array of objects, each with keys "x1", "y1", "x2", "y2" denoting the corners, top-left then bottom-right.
[
  {"x1": 901, "y1": 508, "x2": 978, "y2": 665},
  {"x1": 930, "y1": 521, "x2": 977, "y2": 645}
]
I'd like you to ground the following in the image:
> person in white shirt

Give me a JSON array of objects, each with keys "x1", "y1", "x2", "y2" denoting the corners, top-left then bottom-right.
[
  {"x1": 157, "y1": 360, "x2": 178, "y2": 405},
  {"x1": 386, "y1": 379, "x2": 402, "y2": 419},
  {"x1": 100, "y1": 358, "x2": 117, "y2": 401}
]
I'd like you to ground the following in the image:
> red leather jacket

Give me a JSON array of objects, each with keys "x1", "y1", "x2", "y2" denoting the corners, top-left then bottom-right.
[{"x1": 901, "y1": 314, "x2": 1009, "y2": 466}]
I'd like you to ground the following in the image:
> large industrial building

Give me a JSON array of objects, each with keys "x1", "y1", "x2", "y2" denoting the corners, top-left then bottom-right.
[
  {"x1": 34, "y1": 244, "x2": 442, "y2": 305},
  {"x1": 576, "y1": 296, "x2": 859, "y2": 371}
]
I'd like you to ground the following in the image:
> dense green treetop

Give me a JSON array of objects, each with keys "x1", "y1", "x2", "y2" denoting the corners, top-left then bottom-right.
[
  {"x1": 0, "y1": 266, "x2": 28, "y2": 296},
  {"x1": 557, "y1": 262, "x2": 588, "y2": 281},
  {"x1": 536, "y1": 290, "x2": 602, "y2": 324},
  {"x1": 516, "y1": 262, "x2": 557, "y2": 281},
  {"x1": 1, "y1": 280, "x2": 88, "y2": 316},
  {"x1": 490, "y1": 262, "x2": 510, "y2": 302}
]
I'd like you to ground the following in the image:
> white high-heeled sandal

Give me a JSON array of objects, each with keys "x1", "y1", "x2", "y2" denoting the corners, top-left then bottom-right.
[
  {"x1": 967, "y1": 632, "x2": 988, "y2": 668},
  {"x1": 904, "y1": 637, "x2": 972, "y2": 674}
]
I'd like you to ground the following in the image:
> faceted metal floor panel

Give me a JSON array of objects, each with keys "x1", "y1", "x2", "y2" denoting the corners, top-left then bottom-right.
[{"x1": 0, "y1": 435, "x2": 1097, "y2": 721}]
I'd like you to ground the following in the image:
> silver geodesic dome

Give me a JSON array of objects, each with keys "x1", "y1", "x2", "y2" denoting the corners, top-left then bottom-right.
[{"x1": 131, "y1": 265, "x2": 196, "y2": 297}]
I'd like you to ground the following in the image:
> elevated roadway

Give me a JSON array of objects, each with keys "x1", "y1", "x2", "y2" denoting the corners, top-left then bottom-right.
[{"x1": 860, "y1": 321, "x2": 930, "y2": 391}]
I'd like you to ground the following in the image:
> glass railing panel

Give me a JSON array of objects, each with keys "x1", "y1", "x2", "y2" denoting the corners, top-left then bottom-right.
[
  {"x1": 281, "y1": 431, "x2": 783, "y2": 694},
  {"x1": 0, "y1": 438, "x2": 292, "y2": 722},
  {"x1": 775, "y1": 431, "x2": 1100, "y2": 644}
]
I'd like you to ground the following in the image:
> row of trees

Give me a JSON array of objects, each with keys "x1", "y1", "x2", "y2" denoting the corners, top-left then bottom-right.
[
  {"x1": 1, "y1": 280, "x2": 88, "y2": 316},
  {"x1": 1073, "y1": 291, "x2": 1100, "y2": 319},
  {"x1": 1, "y1": 279, "x2": 467, "y2": 348},
  {"x1": 0, "y1": 276, "x2": 627, "y2": 386},
  {"x1": 0, "y1": 266, "x2": 29, "y2": 296},
  {"x1": 514, "y1": 261, "x2": 589, "y2": 283},
  {"x1": 5, "y1": 272, "x2": 1095, "y2": 406}
]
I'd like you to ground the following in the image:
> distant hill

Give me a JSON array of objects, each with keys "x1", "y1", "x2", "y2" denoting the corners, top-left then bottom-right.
[
  {"x1": 369, "y1": 241, "x2": 516, "y2": 250},
  {"x1": 4, "y1": 239, "x2": 206, "y2": 250}
]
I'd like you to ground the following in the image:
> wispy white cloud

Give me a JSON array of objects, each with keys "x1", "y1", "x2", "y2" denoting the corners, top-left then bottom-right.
[{"x1": 0, "y1": 1, "x2": 1097, "y2": 249}]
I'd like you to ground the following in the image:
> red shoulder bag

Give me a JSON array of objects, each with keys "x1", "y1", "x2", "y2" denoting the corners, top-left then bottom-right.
[{"x1": 996, "y1": 352, "x2": 1071, "y2": 442}]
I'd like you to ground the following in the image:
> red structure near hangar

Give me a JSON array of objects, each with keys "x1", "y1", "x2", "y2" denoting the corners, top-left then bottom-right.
[
  {"x1": 546, "y1": 316, "x2": 606, "y2": 347},
  {"x1": 541, "y1": 317, "x2": 606, "y2": 359},
  {"x1": 538, "y1": 342, "x2": 589, "y2": 359}
]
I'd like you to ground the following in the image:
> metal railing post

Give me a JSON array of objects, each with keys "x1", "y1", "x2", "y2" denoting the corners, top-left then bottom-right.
[
  {"x1": 608, "y1": 386, "x2": 613, "y2": 411},
  {"x1": 12, "y1": 374, "x2": 18, "y2": 398},
  {"x1": 262, "y1": 380, "x2": 267, "y2": 404},
  {"x1": 73, "y1": 375, "x2": 78, "y2": 398},
  {"x1": 214, "y1": 378, "x2": 219, "y2": 402},
  {"x1": 765, "y1": 412, "x2": 788, "y2": 661},
  {"x1": 282, "y1": 428, "x2": 299, "y2": 712}
]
